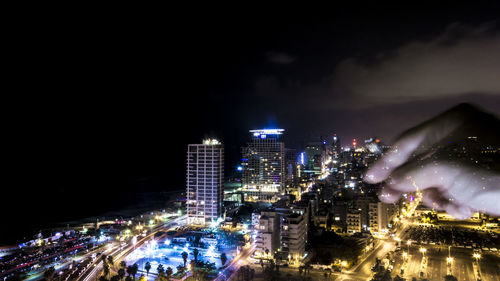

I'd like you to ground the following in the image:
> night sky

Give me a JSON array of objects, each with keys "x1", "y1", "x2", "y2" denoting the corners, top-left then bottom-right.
[{"x1": 2, "y1": 6, "x2": 500, "y2": 243}]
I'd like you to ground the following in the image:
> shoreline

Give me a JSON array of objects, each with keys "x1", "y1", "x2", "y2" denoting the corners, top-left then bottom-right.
[{"x1": 0, "y1": 190, "x2": 184, "y2": 247}]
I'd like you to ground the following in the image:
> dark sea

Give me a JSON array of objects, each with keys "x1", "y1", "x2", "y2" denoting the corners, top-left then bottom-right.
[{"x1": 0, "y1": 191, "x2": 180, "y2": 246}]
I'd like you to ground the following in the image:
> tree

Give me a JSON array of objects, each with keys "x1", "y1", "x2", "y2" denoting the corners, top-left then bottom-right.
[
  {"x1": 166, "y1": 267, "x2": 173, "y2": 280},
  {"x1": 273, "y1": 251, "x2": 282, "y2": 262},
  {"x1": 103, "y1": 262, "x2": 110, "y2": 277},
  {"x1": 99, "y1": 277, "x2": 109, "y2": 281},
  {"x1": 181, "y1": 251, "x2": 188, "y2": 267},
  {"x1": 127, "y1": 263, "x2": 138, "y2": 280},
  {"x1": 176, "y1": 265, "x2": 185, "y2": 274},
  {"x1": 120, "y1": 261, "x2": 127, "y2": 269},
  {"x1": 101, "y1": 254, "x2": 108, "y2": 264},
  {"x1": 118, "y1": 268, "x2": 126, "y2": 281},
  {"x1": 220, "y1": 253, "x2": 228, "y2": 266},
  {"x1": 157, "y1": 264, "x2": 165, "y2": 275},
  {"x1": 394, "y1": 276, "x2": 405, "y2": 281},
  {"x1": 444, "y1": 275, "x2": 458, "y2": 281},
  {"x1": 110, "y1": 275, "x2": 121, "y2": 281},
  {"x1": 43, "y1": 266, "x2": 55, "y2": 281},
  {"x1": 193, "y1": 248, "x2": 199, "y2": 262},
  {"x1": 145, "y1": 262, "x2": 151, "y2": 278},
  {"x1": 108, "y1": 256, "x2": 114, "y2": 267}
]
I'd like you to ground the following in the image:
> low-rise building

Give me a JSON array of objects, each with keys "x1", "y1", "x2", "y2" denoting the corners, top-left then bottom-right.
[
  {"x1": 347, "y1": 210, "x2": 362, "y2": 234},
  {"x1": 314, "y1": 209, "x2": 329, "y2": 229},
  {"x1": 255, "y1": 211, "x2": 280, "y2": 258},
  {"x1": 369, "y1": 202, "x2": 397, "y2": 234}
]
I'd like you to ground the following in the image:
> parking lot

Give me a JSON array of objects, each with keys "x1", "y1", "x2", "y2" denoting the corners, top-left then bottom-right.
[{"x1": 403, "y1": 225, "x2": 500, "y2": 251}]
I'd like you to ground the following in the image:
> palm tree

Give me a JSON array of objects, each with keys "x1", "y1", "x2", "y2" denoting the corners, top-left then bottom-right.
[
  {"x1": 127, "y1": 264, "x2": 138, "y2": 281},
  {"x1": 120, "y1": 261, "x2": 127, "y2": 269},
  {"x1": 166, "y1": 267, "x2": 173, "y2": 280},
  {"x1": 103, "y1": 263, "x2": 110, "y2": 278},
  {"x1": 193, "y1": 248, "x2": 199, "y2": 262},
  {"x1": 43, "y1": 266, "x2": 55, "y2": 281},
  {"x1": 220, "y1": 253, "x2": 227, "y2": 266},
  {"x1": 107, "y1": 256, "x2": 114, "y2": 267},
  {"x1": 157, "y1": 264, "x2": 165, "y2": 275},
  {"x1": 144, "y1": 261, "x2": 151, "y2": 279},
  {"x1": 101, "y1": 254, "x2": 108, "y2": 264},
  {"x1": 181, "y1": 251, "x2": 188, "y2": 267},
  {"x1": 118, "y1": 268, "x2": 126, "y2": 281}
]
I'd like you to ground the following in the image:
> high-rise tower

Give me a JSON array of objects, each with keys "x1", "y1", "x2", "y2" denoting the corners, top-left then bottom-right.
[
  {"x1": 241, "y1": 129, "x2": 285, "y2": 202},
  {"x1": 186, "y1": 139, "x2": 224, "y2": 226}
]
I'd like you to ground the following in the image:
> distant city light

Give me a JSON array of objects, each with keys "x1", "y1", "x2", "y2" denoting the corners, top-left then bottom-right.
[
  {"x1": 203, "y1": 138, "x2": 221, "y2": 145},
  {"x1": 249, "y1": 129, "x2": 284, "y2": 135},
  {"x1": 237, "y1": 166, "x2": 243, "y2": 171}
]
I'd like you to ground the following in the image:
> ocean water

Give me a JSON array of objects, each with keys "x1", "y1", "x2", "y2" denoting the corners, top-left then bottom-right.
[{"x1": 0, "y1": 191, "x2": 179, "y2": 246}]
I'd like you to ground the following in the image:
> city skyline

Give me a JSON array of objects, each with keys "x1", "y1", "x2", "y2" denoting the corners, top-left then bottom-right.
[{"x1": 2, "y1": 6, "x2": 500, "y2": 251}]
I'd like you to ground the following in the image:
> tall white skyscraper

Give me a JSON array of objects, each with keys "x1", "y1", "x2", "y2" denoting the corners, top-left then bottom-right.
[
  {"x1": 241, "y1": 129, "x2": 285, "y2": 202},
  {"x1": 186, "y1": 139, "x2": 224, "y2": 226}
]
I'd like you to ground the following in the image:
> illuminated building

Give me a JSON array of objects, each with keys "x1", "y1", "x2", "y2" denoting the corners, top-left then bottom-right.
[
  {"x1": 241, "y1": 129, "x2": 285, "y2": 202},
  {"x1": 368, "y1": 202, "x2": 397, "y2": 234},
  {"x1": 255, "y1": 211, "x2": 280, "y2": 257},
  {"x1": 347, "y1": 210, "x2": 362, "y2": 234},
  {"x1": 281, "y1": 213, "x2": 307, "y2": 263},
  {"x1": 332, "y1": 134, "x2": 341, "y2": 156},
  {"x1": 285, "y1": 148, "x2": 299, "y2": 187},
  {"x1": 186, "y1": 139, "x2": 224, "y2": 226},
  {"x1": 304, "y1": 142, "x2": 322, "y2": 177}
]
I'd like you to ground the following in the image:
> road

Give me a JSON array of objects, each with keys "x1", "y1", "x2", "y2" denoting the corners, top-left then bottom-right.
[{"x1": 78, "y1": 215, "x2": 187, "y2": 281}]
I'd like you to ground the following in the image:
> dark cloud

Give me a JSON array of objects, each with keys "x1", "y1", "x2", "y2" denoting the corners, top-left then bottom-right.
[
  {"x1": 266, "y1": 51, "x2": 296, "y2": 64},
  {"x1": 329, "y1": 22, "x2": 500, "y2": 108}
]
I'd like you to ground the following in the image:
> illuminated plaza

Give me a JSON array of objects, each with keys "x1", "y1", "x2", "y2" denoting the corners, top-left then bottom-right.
[{"x1": 124, "y1": 234, "x2": 235, "y2": 276}]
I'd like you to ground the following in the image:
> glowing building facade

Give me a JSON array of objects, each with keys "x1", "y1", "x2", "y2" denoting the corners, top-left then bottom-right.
[
  {"x1": 186, "y1": 139, "x2": 224, "y2": 226},
  {"x1": 241, "y1": 129, "x2": 285, "y2": 202}
]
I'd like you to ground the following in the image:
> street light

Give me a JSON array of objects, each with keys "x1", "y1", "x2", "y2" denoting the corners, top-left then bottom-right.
[
  {"x1": 447, "y1": 257, "x2": 454, "y2": 263},
  {"x1": 419, "y1": 247, "x2": 427, "y2": 258},
  {"x1": 402, "y1": 252, "x2": 408, "y2": 259}
]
